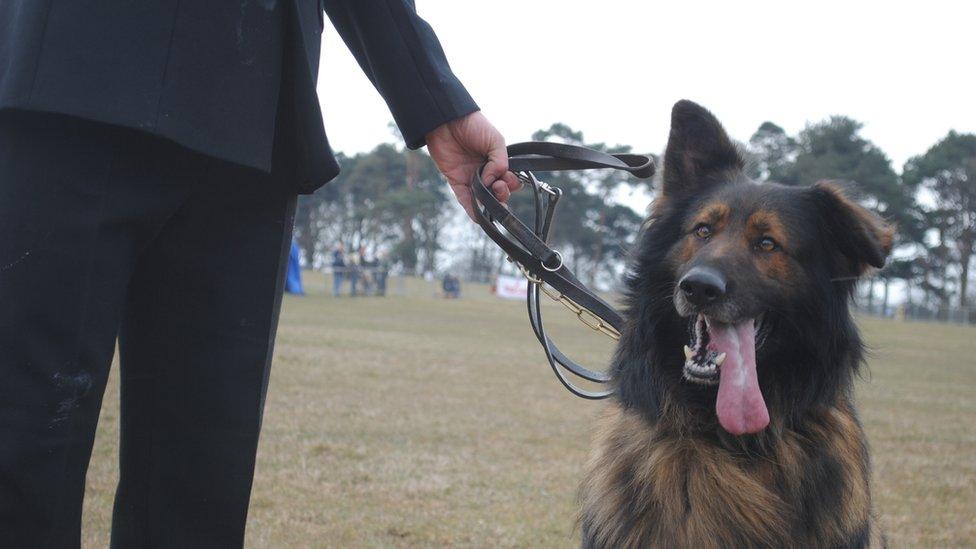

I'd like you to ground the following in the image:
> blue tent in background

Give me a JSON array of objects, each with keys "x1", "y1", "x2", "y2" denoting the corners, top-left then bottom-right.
[{"x1": 285, "y1": 240, "x2": 304, "y2": 295}]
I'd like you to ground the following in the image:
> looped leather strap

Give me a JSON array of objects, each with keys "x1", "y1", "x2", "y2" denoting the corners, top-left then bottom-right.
[
  {"x1": 506, "y1": 141, "x2": 655, "y2": 179},
  {"x1": 470, "y1": 142, "x2": 655, "y2": 399}
]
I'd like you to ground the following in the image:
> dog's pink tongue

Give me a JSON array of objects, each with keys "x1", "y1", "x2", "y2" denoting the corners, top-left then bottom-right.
[{"x1": 706, "y1": 318, "x2": 769, "y2": 435}]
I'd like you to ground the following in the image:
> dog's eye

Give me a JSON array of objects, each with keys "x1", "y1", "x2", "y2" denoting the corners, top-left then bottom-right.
[
  {"x1": 757, "y1": 237, "x2": 778, "y2": 252},
  {"x1": 694, "y1": 224, "x2": 712, "y2": 240}
]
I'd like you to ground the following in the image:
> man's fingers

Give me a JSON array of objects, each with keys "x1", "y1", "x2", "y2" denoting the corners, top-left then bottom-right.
[
  {"x1": 481, "y1": 157, "x2": 506, "y2": 185},
  {"x1": 481, "y1": 133, "x2": 510, "y2": 181},
  {"x1": 479, "y1": 155, "x2": 519, "y2": 204},
  {"x1": 502, "y1": 171, "x2": 520, "y2": 192},
  {"x1": 491, "y1": 179, "x2": 511, "y2": 203}
]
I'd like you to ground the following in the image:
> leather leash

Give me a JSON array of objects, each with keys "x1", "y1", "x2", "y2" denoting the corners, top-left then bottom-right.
[{"x1": 470, "y1": 142, "x2": 655, "y2": 399}]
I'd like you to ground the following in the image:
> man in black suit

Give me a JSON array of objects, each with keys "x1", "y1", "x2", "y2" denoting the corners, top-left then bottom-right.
[{"x1": 0, "y1": 1, "x2": 519, "y2": 546}]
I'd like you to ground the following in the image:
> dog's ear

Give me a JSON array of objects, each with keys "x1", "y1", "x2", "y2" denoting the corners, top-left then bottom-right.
[
  {"x1": 661, "y1": 100, "x2": 744, "y2": 197},
  {"x1": 810, "y1": 181, "x2": 895, "y2": 275}
]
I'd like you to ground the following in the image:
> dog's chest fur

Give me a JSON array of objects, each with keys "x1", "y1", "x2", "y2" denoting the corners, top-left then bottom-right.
[{"x1": 579, "y1": 402, "x2": 882, "y2": 548}]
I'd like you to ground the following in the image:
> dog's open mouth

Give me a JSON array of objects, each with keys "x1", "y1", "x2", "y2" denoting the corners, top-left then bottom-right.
[
  {"x1": 682, "y1": 314, "x2": 770, "y2": 435},
  {"x1": 682, "y1": 314, "x2": 724, "y2": 385}
]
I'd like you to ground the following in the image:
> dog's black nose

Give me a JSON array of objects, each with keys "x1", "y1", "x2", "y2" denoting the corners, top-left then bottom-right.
[{"x1": 679, "y1": 267, "x2": 727, "y2": 307}]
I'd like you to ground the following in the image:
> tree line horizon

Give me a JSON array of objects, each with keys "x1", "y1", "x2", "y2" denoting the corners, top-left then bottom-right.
[{"x1": 295, "y1": 117, "x2": 975, "y2": 311}]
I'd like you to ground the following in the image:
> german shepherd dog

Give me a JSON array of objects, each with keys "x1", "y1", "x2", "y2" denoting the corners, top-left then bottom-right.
[{"x1": 579, "y1": 101, "x2": 892, "y2": 548}]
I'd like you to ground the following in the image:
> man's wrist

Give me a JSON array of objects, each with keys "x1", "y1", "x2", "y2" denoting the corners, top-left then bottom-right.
[{"x1": 405, "y1": 104, "x2": 480, "y2": 150}]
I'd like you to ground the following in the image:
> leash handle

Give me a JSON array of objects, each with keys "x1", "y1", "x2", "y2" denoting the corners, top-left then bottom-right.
[
  {"x1": 507, "y1": 141, "x2": 655, "y2": 178},
  {"x1": 477, "y1": 142, "x2": 655, "y2": 283},
  {"x1": 470, "y1": 141, "x2": 655, "y2": 399}
]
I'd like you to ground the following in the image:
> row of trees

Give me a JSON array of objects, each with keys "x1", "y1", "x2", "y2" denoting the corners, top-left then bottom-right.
[
  {"x1": 295, "y1": 142, "x2": 449, "y2": 275},
  {"x1": 748, "y1": 119, "x2": 975, "y2": 310},
  {"x1": 296, "y1": 118, "x2": 975, "y2": 310}
]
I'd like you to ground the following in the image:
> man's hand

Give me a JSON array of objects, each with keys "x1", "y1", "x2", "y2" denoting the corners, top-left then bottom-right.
[{"x1": 426, "y1": 111, "x2": 520, "y2": 221}]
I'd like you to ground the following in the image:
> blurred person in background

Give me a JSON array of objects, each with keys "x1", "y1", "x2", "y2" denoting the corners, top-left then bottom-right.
[
  {"x1": 443, "y1": 273, "x2": 461, "y2": 299},
  {"x1": 348, "y1": 245, "x2": 362, "y2": 297},
  {"x1": 360, "y1": 246, "x2": 377, "y2": 296},
  {"x1": 374, "y1": 252, "x2": 390, "y2": 297},
  {"x1": 331, "y1": 244, "x2": 346, "y2": 297}
]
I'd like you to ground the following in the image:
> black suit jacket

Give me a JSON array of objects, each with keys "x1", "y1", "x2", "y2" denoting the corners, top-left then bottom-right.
[{"x1": 0, "y1": 0, "x2": 477, "y2": 192}]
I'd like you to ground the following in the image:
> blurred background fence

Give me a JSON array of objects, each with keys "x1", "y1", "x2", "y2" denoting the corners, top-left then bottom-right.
[{"x1": 856, "y1": 301, "x2": 976, "y2": 325}]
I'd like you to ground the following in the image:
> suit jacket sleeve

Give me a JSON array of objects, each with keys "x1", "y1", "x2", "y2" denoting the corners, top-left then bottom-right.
[{"x1": 322, "y1": 0, "x2": 479, "y2": 149}]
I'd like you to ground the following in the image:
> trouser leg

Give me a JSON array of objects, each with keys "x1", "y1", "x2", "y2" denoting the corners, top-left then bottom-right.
[
  {"x1": 0, "y1": 111, "x2": 198, "y2": 547},
  {"x1": 333, "y1": 271, "x2": 343, "y2": 296},
  {"x1": 110, "y1": 158, "x2": 296, "y2": 548}
]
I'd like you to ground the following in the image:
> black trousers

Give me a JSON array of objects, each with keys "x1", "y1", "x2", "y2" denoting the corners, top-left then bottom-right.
[{"x1": 0, "y1": 110, "x2": 297, "y2": 547}]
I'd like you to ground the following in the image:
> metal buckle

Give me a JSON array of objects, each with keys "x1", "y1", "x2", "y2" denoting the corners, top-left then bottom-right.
[
  {"x1": 541, "y1": 250, "x2": 563, "y2": 272},
  {"x1": 521, "y1": 172, "x2": 559, "y2": 197}
]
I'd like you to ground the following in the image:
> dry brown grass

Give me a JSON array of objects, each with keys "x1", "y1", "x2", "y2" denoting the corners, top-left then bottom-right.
[{"x1": 82, "y1": 275, "x2": 976, "y2": 547}]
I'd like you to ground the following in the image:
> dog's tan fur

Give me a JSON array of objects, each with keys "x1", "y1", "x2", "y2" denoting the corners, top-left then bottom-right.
[{"x1": 580, "y1": 399, "x2": 882, "y2": 548}]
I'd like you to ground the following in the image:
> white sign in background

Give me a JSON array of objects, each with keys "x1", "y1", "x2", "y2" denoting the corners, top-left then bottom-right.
[{"x1": 495, "y1": 274, "x2": 528, "y2": 300}]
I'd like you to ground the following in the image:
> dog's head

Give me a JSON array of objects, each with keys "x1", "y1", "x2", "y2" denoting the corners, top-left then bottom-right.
[{"x1": 639, "y1": 100, "x2": 893, "y2": 434}]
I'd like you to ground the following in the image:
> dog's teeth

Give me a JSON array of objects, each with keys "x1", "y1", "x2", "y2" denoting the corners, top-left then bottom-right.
[
  {"x1": 714, "y1": 352, "x2": 727, "y2": 366},
  {"x1": 688, "y1": 363, "x2": 716, "y2": 374},
  {"x1": 683, "y1": 345, "x2": 694, "y2": 360}
]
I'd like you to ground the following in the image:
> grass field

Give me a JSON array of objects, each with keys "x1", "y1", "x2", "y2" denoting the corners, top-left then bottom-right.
[{"x1": 81, "y1": 275, "x2": 976, "y2": 547}]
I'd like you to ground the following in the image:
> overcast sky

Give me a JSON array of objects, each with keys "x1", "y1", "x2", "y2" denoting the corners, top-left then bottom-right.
[{"x1": 316, "y1": 0, "x2": 974, "y2": 171}]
